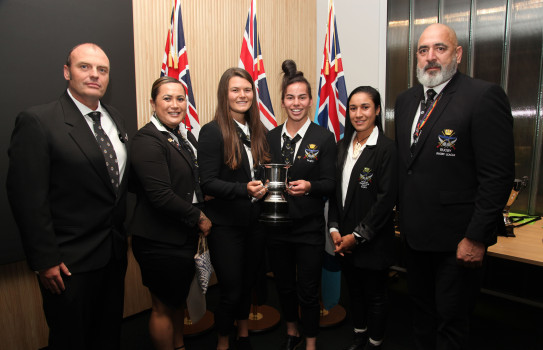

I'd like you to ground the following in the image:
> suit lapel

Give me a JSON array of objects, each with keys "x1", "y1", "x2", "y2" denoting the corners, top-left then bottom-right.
[
  {"x1": 289, "y1": 123, "x2": 313, "y2": 178},
  {"x1": 104, "y1": 104, "x2": 129, "y2": 145},
  {"x1": 270, "y1": 127, "x2": 284, "y2": 163},
  {"x1": 297, "y1": 123, "x2": 316, "y2": 159},
  {"x1": 401, "y1": 88, "x2": 423, "y2": 168},
  {"x1": 164, "y1": 131, "x2": 195, "y2": 169},
  {"x1": 241, "y1": 144, "x2": 252, "y2": 179},
  {"x1": 342, "y1": 143, "x2": 375, "y2": 217},
  {"x1": 60, "y1": 94, "x2": 115, "y2": 195},
  {"x1": 187, "y1": 130, "x2": 198, "y2": 149}
]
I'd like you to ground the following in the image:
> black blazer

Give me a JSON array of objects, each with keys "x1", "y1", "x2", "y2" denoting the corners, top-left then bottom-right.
[
  {"x1": 394, "y1": 72, "x2": 515, "y2": 251},
  {"x1": 198, "y1": 120, "x2": 260, "y2": 226},
  {"x1": 129, "y1": 122, "x2": 201, "y2": 246},
  {"x1": 267, "y1": 122, "x2": 336, "y2": 232},
  {"x1": 6, "y1": 91, "x2": 129, "y2": 273},
  {"x1": 328, "y1": 132, "x2": 397, "y2": 270}
]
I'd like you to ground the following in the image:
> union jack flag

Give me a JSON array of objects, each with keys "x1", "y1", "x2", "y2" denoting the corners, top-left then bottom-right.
[
  {"x1": 239, "y1": 0, "x2": 277, "y2": 130},
  {"x1": 315, "y1": 0, "x2": 347, "y2": 142},
  {"x1": 161, "y1": 0, "x2": 200, "y2": 138}
]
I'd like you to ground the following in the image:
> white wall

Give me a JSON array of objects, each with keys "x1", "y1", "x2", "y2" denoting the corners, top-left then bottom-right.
[{"x1": 316, "y1": 0, "x2": 387, "y2": 107}]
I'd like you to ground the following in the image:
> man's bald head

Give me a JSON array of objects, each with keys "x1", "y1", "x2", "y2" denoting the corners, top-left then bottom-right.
[{"x1": 416, "y1": 23, "x2": 462, "y2": 87}]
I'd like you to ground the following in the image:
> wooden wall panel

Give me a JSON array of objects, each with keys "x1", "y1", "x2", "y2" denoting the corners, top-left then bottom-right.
[
  {"x1": 132, "y1": 0, "x2": 317, "y2": 129},
  {"x1": 123, "y1": 240, "x2": 152, "y2": 317},
  {"x1": 0, "y1": 261, "x2": 48, "y2": 350},
  {"x1": 0, "y1": 246, "x2": 152, "y2": 350}
]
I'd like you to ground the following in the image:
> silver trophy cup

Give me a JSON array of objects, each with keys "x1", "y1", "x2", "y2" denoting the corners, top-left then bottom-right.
[{"x1": 259, "y1": 163, "x2": 292, "y2": 226}]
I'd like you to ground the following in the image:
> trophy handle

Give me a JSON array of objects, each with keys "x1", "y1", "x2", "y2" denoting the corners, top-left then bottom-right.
[{"x1": 284, "y1": 165, "x2": 289, "y2": 188}]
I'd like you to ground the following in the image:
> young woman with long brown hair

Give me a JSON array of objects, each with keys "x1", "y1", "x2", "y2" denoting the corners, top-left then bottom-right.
[{"x1": 198, "y1": 67, "x2": 270, "y2": 350}]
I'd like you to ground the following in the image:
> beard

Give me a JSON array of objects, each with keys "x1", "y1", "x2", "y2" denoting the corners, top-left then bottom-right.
[{"x1": 416, "y1": 59, "x2": 458, "y2": 88}]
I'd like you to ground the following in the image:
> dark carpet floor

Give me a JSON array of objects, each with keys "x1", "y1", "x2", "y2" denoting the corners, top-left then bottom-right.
[{"x1": 120, "y1": 267, "x2": 543, "y2": 350}]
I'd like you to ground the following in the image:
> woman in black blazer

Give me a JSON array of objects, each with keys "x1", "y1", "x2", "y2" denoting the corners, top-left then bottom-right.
[
  {"x1": 130, "y1": 76, "x2": 212, "y2": 350},
  {"x1": 328, "y1": 86, "x2": 397, "y2": 350},
  {"x1": 266, "y1": 60, "x2": 336, "y2": 350},
  {"x1": 197, "y1": 68, "x2": 269, "y2": 350}
]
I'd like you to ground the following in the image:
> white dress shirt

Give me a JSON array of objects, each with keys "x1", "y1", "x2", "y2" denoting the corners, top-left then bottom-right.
[
  {"x1": 234, "y1": 119, "x2": 255, "y2": 180},
  {"x1": 329, "y1": 126, "x2": 379, "y2": 237},
  {"x1": 67, "y1": 89, "x2": 127, "y2": 181}
]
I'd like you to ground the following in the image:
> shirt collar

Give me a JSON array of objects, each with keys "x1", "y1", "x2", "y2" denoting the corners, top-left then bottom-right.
[
  {"x1": 366, "y1": 126, "x2": 379, "y2": 146},
  {"x1": 151, "y1": 115, "x2": 189, "y2": 138},
  {"x1": 67, "y1": 88, "x2": 104, "y2": 116},
  {"x1": 424, "y1": 78, "x2": 451, "y2": 98},
  {"x1": 151, "y1": 115, "x2": 167, "y2": 132},
  {"x1": 349, "y1": 125, "x2": 379, "y2": 146},
  {"x1": 282, "y1": 117, "x2": 311, "y2": 140},
  {"x1": 234, "y1": 119, "x2": 250, "y2": 136}
]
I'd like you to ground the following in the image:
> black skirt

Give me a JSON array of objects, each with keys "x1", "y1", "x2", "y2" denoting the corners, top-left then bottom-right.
[{"x1": 132, "y1": 235, "x2": 196, "y2": 309}]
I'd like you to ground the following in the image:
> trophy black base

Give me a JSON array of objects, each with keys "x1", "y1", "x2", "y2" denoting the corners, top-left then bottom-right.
[
  {"x1": 504, "y1": 224, "x2": 516, "y2": 237},
  {"x1": 260, "y1": 201, "x2": 291, "y2": 226}
]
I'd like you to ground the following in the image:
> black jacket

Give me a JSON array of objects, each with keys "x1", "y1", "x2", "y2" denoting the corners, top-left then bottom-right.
[
  {"x1": 198, "y1": 120, "x2": 261, "y2": 226},
  {"x1": 7, "y1": 91, "x2": 129, "y2": 273},
  {"x1": 267, "y1": 122, "x2": 336, "y2": 241},
  {"x1": 394, "y1": 72, "x2": 515, "y2": 251},
  {"x1": 129, "y1": 121, "x2": 201, "y2": 246},
  {"x1": 328, "y1": 132, "x2": 397, "y2": 270}
]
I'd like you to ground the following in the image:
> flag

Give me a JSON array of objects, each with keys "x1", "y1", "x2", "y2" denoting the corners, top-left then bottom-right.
[
  {"x1": 315, "y1": 0, "x2": 347, "y2": 142},
  {"x1": 317, "y1": 0, "x2": 346, "y2": 313},
  {"x1": 161, "y1": 0, "x2": 200, "y2": 138},
  {"x1": 239, "y1": 0, "x2": 277, "y2": 130}
]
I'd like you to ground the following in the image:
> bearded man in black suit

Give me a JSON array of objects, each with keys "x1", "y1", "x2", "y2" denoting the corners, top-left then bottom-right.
[
  {"x1": 394, "y1": 24, "x2": 514, "y2": 350},
  {"x1": 7, "y1": 43, "x2": 129, "y2": 350}
]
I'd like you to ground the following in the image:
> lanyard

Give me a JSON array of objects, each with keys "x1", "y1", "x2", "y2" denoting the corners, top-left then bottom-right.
[{"x1": 413, "y1": 93, "x2": 442, "y2": 139}]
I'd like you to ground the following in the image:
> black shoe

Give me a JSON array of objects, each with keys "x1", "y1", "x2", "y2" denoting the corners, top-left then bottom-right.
[
  {"x1": 281, "y1": 335, "x2": 303, "y2": 350},
  {"x1": 342, "y1": 332, "x2": 368, "y2": 350},
  {"x1": 237, "y1": 336, "x2": 252, "y2": 350}
]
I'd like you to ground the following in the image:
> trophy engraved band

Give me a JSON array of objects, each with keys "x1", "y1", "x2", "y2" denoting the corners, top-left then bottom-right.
[{"x1": 259, "y1": 163, "x2": 292, "y2": 226}]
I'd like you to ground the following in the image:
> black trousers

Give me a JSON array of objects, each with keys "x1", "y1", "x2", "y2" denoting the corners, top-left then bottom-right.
[
  {"x1": 404, "y1": 244, "x2": 483, "y2": 350},
  {"x1": 39, "y1": 256, "x2": 127, "y2": 350},
  {"x1": 267, "y1": 239, "x2": 323, "y2": 337},
  {"x1": 342, "y1": 262, "x2": 389, "y2": 341},
  {"x1": 208, "y1": 223, "x2": 266, "y2": 336}
]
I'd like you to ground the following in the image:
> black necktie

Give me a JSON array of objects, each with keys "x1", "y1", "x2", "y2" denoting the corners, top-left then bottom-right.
[
  {"x1": 281, "y1": 133, "x2": 301, "y2": 165},
  {"x1": 88, "y1": 111, "x2": 120, "y2": 193},
  {"x1": 411, "y1": 89, "x2": 437, "y2": 155},
  {"x1": 421, "y1": 89, "x2": 437, "y2": 117},
  {"x1": 235, "y1": 125, "x2": 251, "y2": 148},
  {"x1": 175, "y1": 130, "x2": 204, "y2": 203}
]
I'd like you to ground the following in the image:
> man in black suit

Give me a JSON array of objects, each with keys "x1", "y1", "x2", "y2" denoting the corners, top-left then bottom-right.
[
  {"x1": 7, "y1": 43, "x2": 129, "y2": 350},
  {"x1": 394, "y1": 24, "x2": 514, "y2": 350}
]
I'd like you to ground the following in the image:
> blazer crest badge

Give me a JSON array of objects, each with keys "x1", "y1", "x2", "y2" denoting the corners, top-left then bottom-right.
[
  {"x1": 359, "y1": 167, "x2": 374, "y2": 189},
  {"x1": 436, "y1": 129, "x2": 457, "y2": 157},
  {"x1": 303, "y1": 144, "x2": 319, "y2": 162}
]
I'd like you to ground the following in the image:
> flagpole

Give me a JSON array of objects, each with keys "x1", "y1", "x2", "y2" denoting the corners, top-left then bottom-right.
[
  {"x1": 255, "y1": 0, "x2": 260, "y2": 71},
  {"x1": 316, "y1": 0, "x2": 348, "y2": 327},
  {"x1": 239, "y1": 0, "x2": 277, "y2": 129}
]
